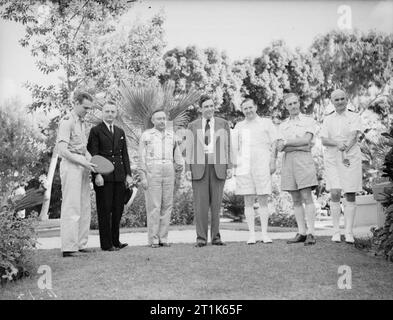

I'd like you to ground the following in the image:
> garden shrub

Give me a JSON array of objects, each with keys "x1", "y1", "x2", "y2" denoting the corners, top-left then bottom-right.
[
  {"x1": 90, "y1": 186, "x2": 195, "y2": 229},
  {"x1": 0, "y1": 210, "x2": 38, "y2": 285},
  {"x1": 369, "y1": 124, "x2": 393, "y2": 262}
]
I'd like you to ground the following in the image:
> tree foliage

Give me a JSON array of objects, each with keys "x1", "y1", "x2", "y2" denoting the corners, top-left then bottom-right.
[{"x1": 311, "y1": 30, "x2": 393, "y2": 100}]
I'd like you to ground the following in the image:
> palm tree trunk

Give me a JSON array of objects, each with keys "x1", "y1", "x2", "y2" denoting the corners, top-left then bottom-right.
[{"x1": 39, "y1": 150, "x2": 59, "y2": 221}]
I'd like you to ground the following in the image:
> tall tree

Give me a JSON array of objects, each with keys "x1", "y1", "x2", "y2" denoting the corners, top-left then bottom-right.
[
  {"x1": 239, "y1": 40, "x2": 324, "y2": 118},
  {"x1": 160, "y1": 46, "x2": 243, "y2": 122},
  {"x1": 311, "y1": 30, "x2": 393, "y2": 101},
  {"x1": 0, "y1": 0, "x2": 133, "y2": 112}
]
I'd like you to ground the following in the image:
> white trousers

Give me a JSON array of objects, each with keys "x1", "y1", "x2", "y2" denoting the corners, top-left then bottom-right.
[{"x1": 59, "y1": 157, "x2": 91, "y2": 252}]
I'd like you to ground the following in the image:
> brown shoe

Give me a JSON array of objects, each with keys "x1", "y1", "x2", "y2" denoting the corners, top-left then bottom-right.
[
  {"x1": 287, "y1": 233, "x2": 307, "y2": 244},
  {"x1": 304, "y1": 234, "x2": 316, "y2": 246}
]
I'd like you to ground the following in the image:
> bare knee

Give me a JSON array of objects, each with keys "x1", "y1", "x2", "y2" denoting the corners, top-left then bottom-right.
[
  {"x1": 300, "y1": 188, "x2": 314, "y2": 205},
  {"x1": 289, "y1": 191, "x2": 303, "y2": 207},
  {"x1": 345, "y1": 193, "x2": 356, "y2": 202},
  {"x1": 330, "y1": 189, "x2": 341, "y2": 202},
  {"x1": 257, "y1": 195, "x2": 268, "y2": 207},
  {"x1": 244, "y1": 195, "x2": 255, "y2": 207}
]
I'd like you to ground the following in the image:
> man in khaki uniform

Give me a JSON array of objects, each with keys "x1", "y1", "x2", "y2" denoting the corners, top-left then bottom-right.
[
  {"x1": 277, "y1": 93, "x2": 318, "y2": 246},
  {"x1": 139, "y1": 109, "x2": 183, "y2": 248},
  {"x1": 57, "y1": 91, "x2": 97, "y2": 257}
]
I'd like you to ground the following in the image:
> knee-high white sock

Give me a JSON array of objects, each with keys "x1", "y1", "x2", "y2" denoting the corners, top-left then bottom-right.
[
  {"x1": 257, "y1": 206, "x2": 269, "y2": 237},
  {"x1": 305, "y1": 203, "x2": 316, "y2": 235},
  {"x1": 244, "y1": 206, "x2": 255, "y2": 237},
  {"x1": 330, "y1": 201, "x2": 341, "y2": 234},
  {"x1": 344, "y1": 201, "x2": 356, "y2": 236},
  {"x1": 294, "y1": 205, "x2": 306, "y2": 235}
]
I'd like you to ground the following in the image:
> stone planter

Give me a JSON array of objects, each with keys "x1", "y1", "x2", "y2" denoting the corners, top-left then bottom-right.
[
  {"x1": 355, "y1": 195, "x2": 385, "y2": 228},
  {"x1": 372, "y1": 181, "x2": 393, "y2": 201}
]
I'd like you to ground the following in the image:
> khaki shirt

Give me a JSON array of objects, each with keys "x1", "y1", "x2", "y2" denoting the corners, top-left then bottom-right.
[
  {"x1": 278, "y1": 113, "x2": 316, "y2": 142},
  {"x1": 57, "y1": 111, "x2": 87, "y2": 155},
  {"x1": 139, "y1": 128, "x2": 183, "y2": 174}
]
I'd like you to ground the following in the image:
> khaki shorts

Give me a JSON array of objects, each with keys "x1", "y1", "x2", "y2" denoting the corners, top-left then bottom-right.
[{"x1": 281, "y1": 151, "x2": 317, "y2": 191}]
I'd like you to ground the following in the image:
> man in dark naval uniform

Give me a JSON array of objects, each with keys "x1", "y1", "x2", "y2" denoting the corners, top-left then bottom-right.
[{"x1": 87, "y1": 101, "x2": 133, "y2": 251}]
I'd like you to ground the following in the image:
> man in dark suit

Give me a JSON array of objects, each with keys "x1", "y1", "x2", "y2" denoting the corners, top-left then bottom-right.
[
  {"x1": 185, "y1": 95, "x2": 233, "y2": 247},
  {"x1": 87, "y1": 101, "x2": 133, "y2": 251}
]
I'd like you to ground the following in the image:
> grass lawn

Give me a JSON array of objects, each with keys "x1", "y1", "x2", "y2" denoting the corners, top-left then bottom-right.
[{"x1": 1, "y1": 237, "x2": 392, "y2": 300}]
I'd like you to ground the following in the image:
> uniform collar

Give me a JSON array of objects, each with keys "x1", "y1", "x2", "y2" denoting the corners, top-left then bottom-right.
[
  {"x1": 151, "y1": 127, "x2": 171, "y2": 136},
  {"x1": 71, "y1": 110, "x2": 85, "y2": 123},
  {"x1": 103, "y1": 120, "x2": 114, "y2": 130},
  {"x1": 334, "y1": 109, "x2": 348, "y2": 117}
]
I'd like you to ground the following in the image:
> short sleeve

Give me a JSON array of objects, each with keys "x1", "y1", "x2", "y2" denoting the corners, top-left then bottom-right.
[
  {"x1": 57, "y1": 119, "x2": 72, "y2": 144},
  {"x1": 267, "y1": 119, "x2": 278, "y2": 142},
  {"x1": 319, "y1": 118, "x2": 330, "y2": 139},
  {"x1": 305, "y1": 118, "x2": 316, "y2": 137},
  {"x1": 277, "y1": 123, "x2": 285, "y2": 141},
  {"x1": 350, "y1": 113, "x2": 363, "y2": 133}
]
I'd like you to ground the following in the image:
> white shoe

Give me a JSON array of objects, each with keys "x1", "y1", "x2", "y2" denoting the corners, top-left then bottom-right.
[
  {"x1": 345, "y1": 233, "x2": 355, "y2": 244},
  {"x1": 247, "y1": 236, "x2": 256, "y2": 245},
  {"x1": 331, "y1": 232, "x2": 341, "y2": 243},
  {"x1": 261, "y1": 235, "x2": 273, "y2": 244}
]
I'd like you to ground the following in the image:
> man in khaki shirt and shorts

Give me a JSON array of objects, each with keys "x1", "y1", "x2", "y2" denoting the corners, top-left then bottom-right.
[
  {"x1": 277, "y1": 93, "x2": 318, "y2": 246},
  {"x1": 57, "y1": 91, "x2": 97, "y2": 257}
]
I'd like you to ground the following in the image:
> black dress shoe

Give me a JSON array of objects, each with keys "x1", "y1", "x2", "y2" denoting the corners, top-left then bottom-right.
[
  {"x1": 287, "y1": 233, "x2": 307, "y2": 244},
  {"x1": 159, "y1": 243, "x2": 171, "y2": 247},
  {"x1": 115, "y1": 243, "x2": 128, "y2": 249},
  {"x1": 212, "y1": 241, "x2": 226, "y2": 246},
  {"x1": 79, "y1": 248, "x2": 94, "y2": 253},
  {"x1": 102, "y1": 247, "x2": 119, "y2": 251},
  {"x1": 304, "y1": 234, "x2": 316, "y2": 246},
  {"x1": 194, "y1": 242, "x2": 207, "y2": 248},
  {"x1": 62, "y1": 251, "x2": 80, "y2": 257}
]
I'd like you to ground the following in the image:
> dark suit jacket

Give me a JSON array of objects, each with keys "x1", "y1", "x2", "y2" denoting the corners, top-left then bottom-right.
[
  {"x1": 87, "y1": 122, "x2": 131, "y2": 182},
  {"x1": 185, "y1": 116, "x2": 232, "y2": 180}
]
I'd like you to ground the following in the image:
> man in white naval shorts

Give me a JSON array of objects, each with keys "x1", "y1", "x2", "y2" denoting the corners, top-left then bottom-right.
[{"x1": 320, "y1": 89, "x2": 363, "y2": 244}]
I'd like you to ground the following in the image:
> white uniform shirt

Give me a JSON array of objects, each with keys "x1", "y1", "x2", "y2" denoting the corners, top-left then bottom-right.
[{"x1": 320, "y1": 109, "x2": 363, "y2": 143}]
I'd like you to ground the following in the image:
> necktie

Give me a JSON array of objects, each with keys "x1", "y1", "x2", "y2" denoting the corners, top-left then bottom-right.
[
  {"x1": 110, "y1": 124, "x2": 113, "y2": 135},
  {"x1": 204, "y1": 119, "x2": 210, "y2": 145}
]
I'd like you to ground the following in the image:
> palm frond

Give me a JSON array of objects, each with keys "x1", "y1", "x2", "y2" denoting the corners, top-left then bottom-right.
[{"x1": 117, "y1": 80, "x2": 201, "y2": 143}]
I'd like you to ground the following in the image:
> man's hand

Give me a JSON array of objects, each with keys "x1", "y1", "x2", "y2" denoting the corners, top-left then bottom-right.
[
  {"x1": 95, "y1": 174, "x2": 104, "y2": 187},
  {"x1": 269, "y1": 160, "x2": 276, "y2": 175},
  {"x1": 337, "y1": 141, "x2": 347, "y2": 151},
  {"x1": 140, "y1": 178, "x2": 148, "y2": 190},
  {"x1": 277, "y1": 140, "x2": 285, "y2": 152},
  {"x1": 126, "y1": 175, "x2": 133, "y2": 188},
  {"x1": 226, "y1": 169, "x2": 233, "y2": 179},
  {"x1": 185, "y1": 171, "x2": 192, "y2": 181},
  {"x1": 83, "y1": 160, "x2": 97, "y2": 172}
]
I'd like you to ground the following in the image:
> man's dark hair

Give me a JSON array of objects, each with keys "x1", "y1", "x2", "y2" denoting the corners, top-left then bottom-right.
[
  {"x1": 151, "y1": 108, "x2": 166, "y2": 119},
  {"x1": 199, "y1": 94, "x2": 213, "y2": 108},
  {"x1": 73, "y1": 91, "x2": 93, "y2": 104},
  {"x1": 240, "y1": 97, "x2": 256, "y2": 107}
]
